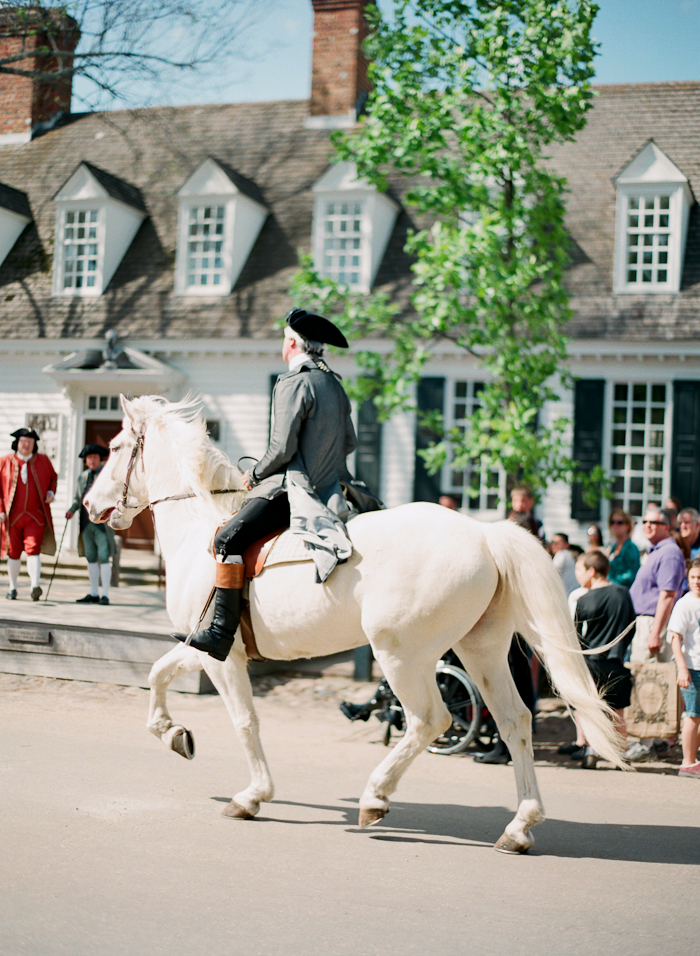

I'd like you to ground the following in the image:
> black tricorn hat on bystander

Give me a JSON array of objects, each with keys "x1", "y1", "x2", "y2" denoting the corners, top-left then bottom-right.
[
  {"x1": 79, "y1": 444, "x2": 110, "y2": 460},
  {"x1": 11, "y1": 427, "x2": 40, "y2": 452},
  {"x1": 285, "y1": 307, "x2": 349, "y2": 349}
]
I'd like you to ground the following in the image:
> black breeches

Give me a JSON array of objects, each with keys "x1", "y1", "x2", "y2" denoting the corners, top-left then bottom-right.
[{"x1": 214, "y1": 494, "x2": 290, "y2": 559}]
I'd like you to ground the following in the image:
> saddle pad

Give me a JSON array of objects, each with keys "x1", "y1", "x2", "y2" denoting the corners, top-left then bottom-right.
[{"x1": 263, "y1": 528, "x2": 313, "y2": 570}]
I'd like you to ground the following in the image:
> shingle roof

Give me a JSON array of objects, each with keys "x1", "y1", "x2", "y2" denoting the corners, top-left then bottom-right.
[
  {"x1": 0, "y1": 181, "x2": 31, "y2": 219},
  {"x1": 547, "y1": 81, "x2": 700, "y2": 340},
  {"x1": 0, "y1": 83, "x2": 699, "y2": 342},
  {"x1": 77, "y1": 161, "x2": 148, "y2": 212}
]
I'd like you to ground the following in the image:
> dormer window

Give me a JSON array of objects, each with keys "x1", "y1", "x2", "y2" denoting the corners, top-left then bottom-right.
[
  {"x1": 323, "y1": 200, "x2": 365, "y2": 288},
  {"x1": 52, "y1": 162, "x2": 147, "y2": 297},
  {"x1": 60, "y1": 209, "x2": 100, "y2": 290},
  {"x1": 0, "y1": 182, "x2": 32, "y2": 268},
  {"x1": 614, "y1": 142, "x2": 694, "y2": 294},
  {"x1": 186, "y1": 205, "x2": 226, "y2": 288},
  {"x1": 175, "y1": 158, "x2": 267, "y2": 297},
  {"x1": 312, "y1": 162, "x2": 399, "y2": 293}
]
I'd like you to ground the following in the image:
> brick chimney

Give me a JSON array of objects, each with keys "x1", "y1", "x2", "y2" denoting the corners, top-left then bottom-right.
[
  {"x1": 0, "y1": 5, "x2": 80, "y2": 144},
  {"x1": 308, "y1": 0, "x2": 371, "y2": 128}
]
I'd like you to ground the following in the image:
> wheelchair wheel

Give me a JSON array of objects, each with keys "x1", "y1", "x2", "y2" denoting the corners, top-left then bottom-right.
[{"x1": 427, "y1": 663, "x2": 483, "y2": 755}]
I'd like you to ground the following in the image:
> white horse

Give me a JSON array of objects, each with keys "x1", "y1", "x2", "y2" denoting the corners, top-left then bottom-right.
[{"x1": 85, "y1": 395, "x2": 624, "y2": 854}]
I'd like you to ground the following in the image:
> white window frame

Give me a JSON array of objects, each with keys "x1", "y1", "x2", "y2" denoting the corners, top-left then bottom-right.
[
  {"x1": 442, "y1": 378, "x2": 506, "y2": 518},
  {"x1": 176, "y1": 198, "x2": 232, "y2": 295},
  {"x1": 52, "y1": 164, "x2": 146, "y2": 298},
  {"x1": 54, "y1": 204, "x2": 104, "y2": 296},
  {"x1": 319, "y1": 195, "x2": 369, "y2": 291},
  {"x1": 174, "y1": 158, "x2": 267, "y2": 298},
  {"x1": 606, "y1": 380, "x2": 672, "y2": 518},
  {"x1": 613, "y1": 142, "x2": 693, "y2": 294},
  {"x1": 312, "y1": 162, "x2": 399, "y2": 294}
]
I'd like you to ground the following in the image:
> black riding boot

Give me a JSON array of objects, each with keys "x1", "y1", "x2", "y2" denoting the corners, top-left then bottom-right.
[{"x1": 173, "y1": 586, "x2": 241, "y2": 661}]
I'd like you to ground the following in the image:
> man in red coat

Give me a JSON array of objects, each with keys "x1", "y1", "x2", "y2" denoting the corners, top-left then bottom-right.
[{"x1": 0, "y1": 428, "x2": 57, "y2": 601}]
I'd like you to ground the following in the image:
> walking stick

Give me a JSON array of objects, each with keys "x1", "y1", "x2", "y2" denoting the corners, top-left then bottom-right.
[{"x1": 44, "y1": 517, "x2": 70, "y2": 602}]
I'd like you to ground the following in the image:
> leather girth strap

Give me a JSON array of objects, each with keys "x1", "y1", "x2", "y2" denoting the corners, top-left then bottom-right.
[{"x1": 240, "y1": 601, "x2": 265, "y2": 663}]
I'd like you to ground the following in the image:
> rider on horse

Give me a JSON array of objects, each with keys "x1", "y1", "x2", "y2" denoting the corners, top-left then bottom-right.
[{"x1": 174, "y1": 307, "x2": 378, "y2": 661}]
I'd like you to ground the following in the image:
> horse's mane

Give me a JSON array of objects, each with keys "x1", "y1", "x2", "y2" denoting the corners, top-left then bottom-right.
[{"x1": 125, "y1": 394, "x2": 247, "y2": 520}]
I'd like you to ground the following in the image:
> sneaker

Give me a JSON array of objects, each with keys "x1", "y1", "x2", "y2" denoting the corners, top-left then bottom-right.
[
  {"x1": 651, "y1": 740, "x2": 671, "y2": 757},
  {"x1": 625, "y1": 741, "x2": 652, "y2": 762},
  {"x1": 678, "y1": 762, "x2": 700, "y2": 778},
  {"x1": 76, "y1": 594, "x2": 99, "y2": 604},
  {"x1": 30, "y1": 586, "x2": 42, "y2": 602},
  {"x1": 99, "y1": 596, "x2": 110, "y2": 605},
  {"x1": 6, "y1": 589, "x2": 17, "y2": 600}
]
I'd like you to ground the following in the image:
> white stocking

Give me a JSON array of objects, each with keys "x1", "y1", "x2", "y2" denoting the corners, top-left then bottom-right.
[
  {"x1": 7, "y1": 557, "x2": 20, "y2": 590},
  {"x1": 26, "y1": 554, "x2": 41, "y2": 588},
  {"x1": 87, "y1": 562, "x2": 100, "y2": 596},
  {"x1": 100, "y1": 563, "x2": 111, "y2": 599}
]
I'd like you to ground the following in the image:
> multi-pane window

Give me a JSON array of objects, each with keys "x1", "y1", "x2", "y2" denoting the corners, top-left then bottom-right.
[
  {"x1": 87, "y1": 395, "x2": 120, "y2": 411},
  {"x1": 186, "y1": 206, "x2": 225, "y2": 288},
  {"x1": 62, "y1": 210, "x2": 99, "y2": 290},
  {"x1": 323, "y1": 201, "x2": 364, "y2": 288},
  {"x1": 609, "y1": 382, "x2": 669, "y2": 517},
  {"x1": 445, "y1": 381, "x2": 504, "y2": 513},
  {"x1": 625, "y1": 195, "x2": 671, "y2": 286}
]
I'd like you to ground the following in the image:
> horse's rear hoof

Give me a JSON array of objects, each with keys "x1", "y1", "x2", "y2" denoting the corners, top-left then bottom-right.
[
  {"x1": 359, "y1": 807, "x2": 387, "y2": 828},
  {"x1": 222, "y1": 801, "x2": 255, "y2": 820},
  {"x1": 171, "y1": 728, "x2": 195, "y2": 760},
  {"x1": 495, "y1": 832, "x2": 530, "y2": 855}
]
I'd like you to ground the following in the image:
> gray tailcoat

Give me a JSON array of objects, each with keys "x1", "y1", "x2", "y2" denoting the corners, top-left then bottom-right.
[
  {"x1": 249, "y1": 357, "x2": 357, "y2": 582},
  {"x1": 69, "y1": 468, "x2": 117, "y2": 560}
]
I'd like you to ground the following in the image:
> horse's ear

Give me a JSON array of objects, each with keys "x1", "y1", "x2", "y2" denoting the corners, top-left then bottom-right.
[{"x1": 119, "y1": 394, "x2": 131, "y2": 418}]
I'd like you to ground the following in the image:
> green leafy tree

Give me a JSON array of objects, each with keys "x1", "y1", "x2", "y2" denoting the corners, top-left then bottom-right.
[{"x1": 293, "y1": 0, "x2": 608, "y2": 504}]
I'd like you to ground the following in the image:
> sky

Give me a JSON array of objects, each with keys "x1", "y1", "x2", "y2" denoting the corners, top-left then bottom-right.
[{"x1": 76, "y1": 0, "x2": 700, "y2": 109}]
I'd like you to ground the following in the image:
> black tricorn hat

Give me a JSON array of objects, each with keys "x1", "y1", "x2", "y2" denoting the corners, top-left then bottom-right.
[
  {"x1": 11, "y1": 427, "x2": 40, "y2": 451},
  {"x1": 285, "y1": 307, "x2": 349, "y2": 349},
  {"x1": 79, "y1": 444, "x2": 110, "y2": 460}
]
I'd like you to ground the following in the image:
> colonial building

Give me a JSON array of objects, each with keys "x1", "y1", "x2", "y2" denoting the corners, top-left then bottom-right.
[{"x1": 1, "y1": 1, "x2": 699, "y2": 554}]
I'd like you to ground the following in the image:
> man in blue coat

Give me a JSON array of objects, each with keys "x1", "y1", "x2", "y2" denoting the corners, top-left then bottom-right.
[{"x1": 175, "y1": 308, "x2": 379, "y2": 661}]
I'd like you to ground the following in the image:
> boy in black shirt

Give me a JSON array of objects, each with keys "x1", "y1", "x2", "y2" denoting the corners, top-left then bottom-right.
[{"x1": 573, "y1": 551, "x2": 636, "y2": 768}]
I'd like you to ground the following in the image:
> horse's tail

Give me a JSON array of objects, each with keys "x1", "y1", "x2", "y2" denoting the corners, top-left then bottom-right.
[{"x1": 481, "y1": 520, "x2": 627, "y2": 770}]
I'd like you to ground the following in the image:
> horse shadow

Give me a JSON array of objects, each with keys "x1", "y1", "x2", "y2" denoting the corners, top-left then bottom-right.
[{"x1": 211, "y1": 796, "x2": 696, "y2": 864}]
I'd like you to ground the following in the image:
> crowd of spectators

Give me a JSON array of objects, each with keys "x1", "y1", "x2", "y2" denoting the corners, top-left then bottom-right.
[{"x1": 537, "y1": 494, "x2": 700, "y2": 778}]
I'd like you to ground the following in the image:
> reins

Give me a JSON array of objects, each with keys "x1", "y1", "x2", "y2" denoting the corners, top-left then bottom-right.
[{"x1": 117, "y1": 430, "x2": 243, "y2": 513}]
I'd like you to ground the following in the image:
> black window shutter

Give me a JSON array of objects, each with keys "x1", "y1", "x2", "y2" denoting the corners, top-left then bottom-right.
[
  {"x1": 571, "y1": 379, "x2": 605, "y2": 521},
  {"x1": 413, "y1": 376, "x2": 445, "y2": 503},
  {"x1": 672, "y1": 381, "x2": 700, "y2": 510},
  {"x1": 355, "y1": 398, "x2": 382, "y2": 495}
]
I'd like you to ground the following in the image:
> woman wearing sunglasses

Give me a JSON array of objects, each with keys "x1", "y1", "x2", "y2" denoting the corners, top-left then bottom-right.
[{"x1": 605, "y1": 509, "x2": 640, "y2": 588}]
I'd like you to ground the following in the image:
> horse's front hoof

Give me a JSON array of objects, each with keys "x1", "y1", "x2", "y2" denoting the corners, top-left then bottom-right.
[
  {"x1": 495, "y1": 832, "x2": 531, "y2": 855},
  {"x1": 359, "y1": 807, "x2": 387, "y2": 828},
  {"x1": 171, "y1": 727, "x2": 195, "y2": 760},
  {"x1": 222, "y1": 801, "x2": 255, "y2": 820}
]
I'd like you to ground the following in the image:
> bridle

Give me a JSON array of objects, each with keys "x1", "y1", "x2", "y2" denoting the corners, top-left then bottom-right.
[{"x1": 115, "y1": 430, "x2": 241, "y2": 516}]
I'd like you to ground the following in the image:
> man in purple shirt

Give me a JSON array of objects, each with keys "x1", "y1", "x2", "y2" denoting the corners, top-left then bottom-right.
[{"x1": 626, "y1": 506, "x2": 686, "y2": 761}]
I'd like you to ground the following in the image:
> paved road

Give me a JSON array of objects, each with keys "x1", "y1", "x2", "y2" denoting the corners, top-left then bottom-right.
[{"x1": 0, "y1": 674, "x2": 696, "y2": 956}]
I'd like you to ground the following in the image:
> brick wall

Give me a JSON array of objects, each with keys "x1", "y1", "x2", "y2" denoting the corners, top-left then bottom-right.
[
  {"x1": 0, "y1": 7, "x2": 79, "y2": 136},
  {"x1": 310, "y1": 0, "x2": 371, "y2": 117}
]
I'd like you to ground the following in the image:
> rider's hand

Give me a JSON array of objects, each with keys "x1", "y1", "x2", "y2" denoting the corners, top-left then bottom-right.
[
  {"x1": 0, "y1": 512, "x2": 5, "y2": 524},
  {"x1": 242, "y1": 470, "x2": 253, "y2": 491},
  {"x1": 45, "y1": 491, "x2": 55, "y2": 504}
]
